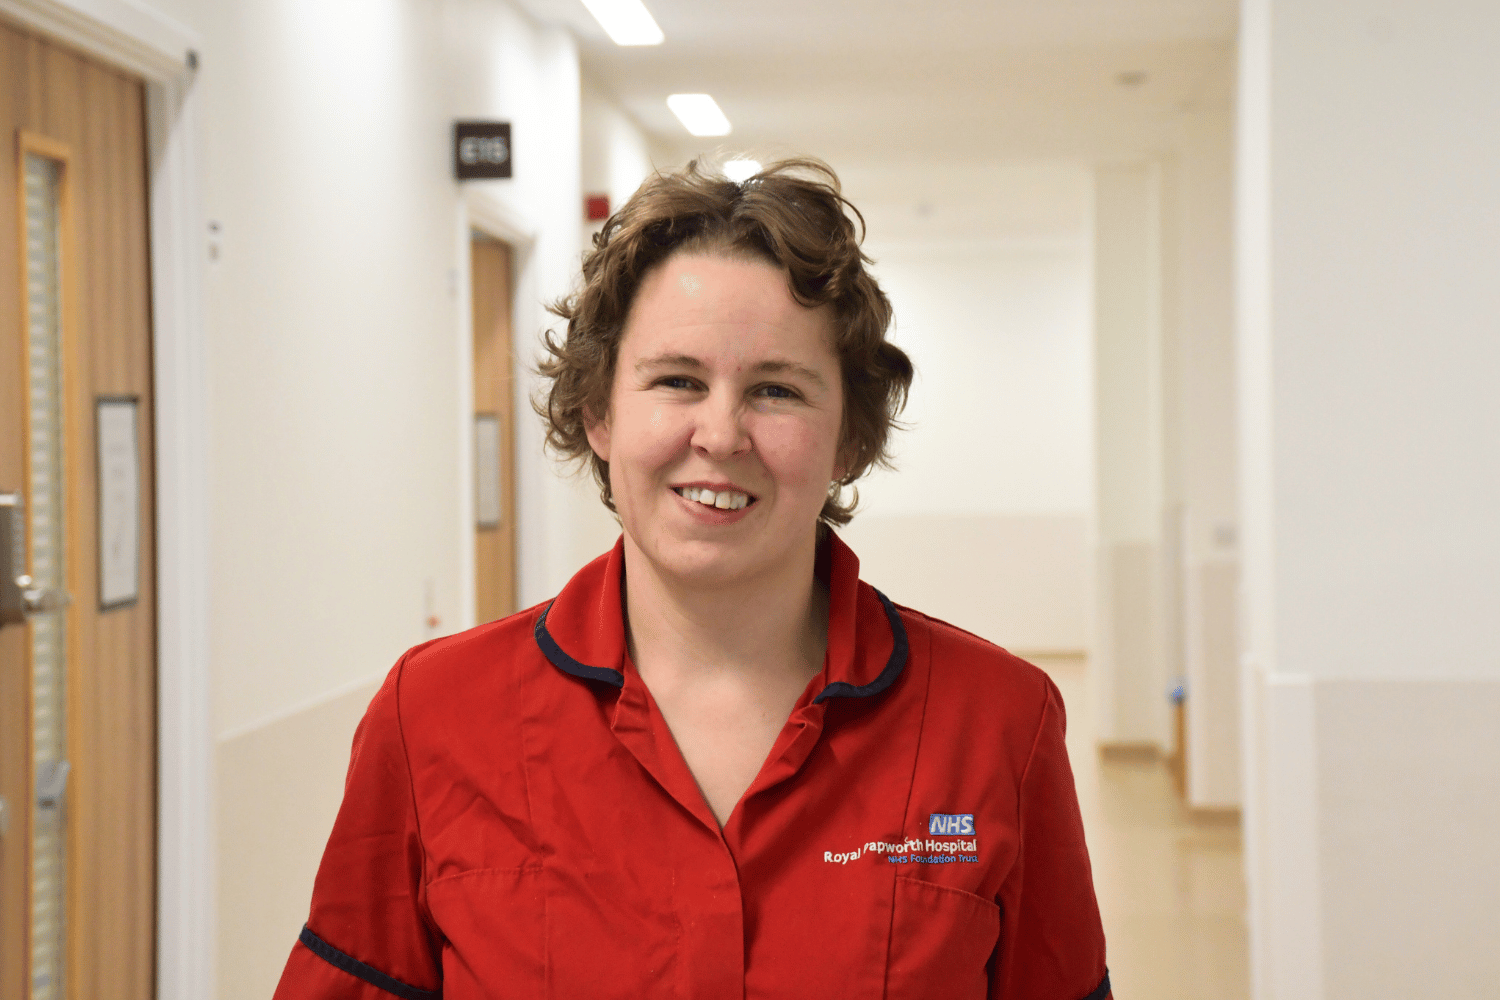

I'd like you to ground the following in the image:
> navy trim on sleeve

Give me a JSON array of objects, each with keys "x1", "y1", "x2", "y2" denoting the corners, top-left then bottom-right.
[
  {"x1": 299, "y1": 924, "x2": 441, "y2": 1000},
  {"x1": 813, "y1": 589, "x2": 909, "y2": 704},
  {"x1": 534, "y1": 600, "x2": 626, "y2": 687},
  {"x1": 1081, "y1": 968, "x2": 1111, "y2": 1000}
]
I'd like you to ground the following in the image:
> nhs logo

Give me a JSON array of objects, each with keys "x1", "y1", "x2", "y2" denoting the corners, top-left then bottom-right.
[{"x1": 928, "y1": 813, "x2": 975, "y2": 836}]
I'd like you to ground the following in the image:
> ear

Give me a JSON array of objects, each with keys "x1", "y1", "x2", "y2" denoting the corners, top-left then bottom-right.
[
  {"x1": 832, "y1": 435, "x2": 852, "y2": 484},
  {"x1": 584, "y1": 408, "x2": 612, "y2": 463}
]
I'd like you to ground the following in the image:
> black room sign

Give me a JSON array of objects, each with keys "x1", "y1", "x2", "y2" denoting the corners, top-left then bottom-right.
[{"x1": 454, "y1": 121, "x2": 511, "y2": 179}]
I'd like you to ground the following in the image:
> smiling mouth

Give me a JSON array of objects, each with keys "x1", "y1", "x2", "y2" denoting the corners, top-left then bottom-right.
[{"x1": 673, "y1": 486, "x2": 755, "y2": 511}]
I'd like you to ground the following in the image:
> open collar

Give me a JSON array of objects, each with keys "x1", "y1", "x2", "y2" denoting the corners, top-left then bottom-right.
[{"x1": 533, "y1": 531, "x2": 907, "y2": 703}]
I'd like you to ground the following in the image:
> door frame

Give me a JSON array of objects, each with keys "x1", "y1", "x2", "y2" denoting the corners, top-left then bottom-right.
[
  {"x1": 0, "y1": 3, "x2": 212, "y2": 1000},
  {"x1": 457, "y1": 189, "x2": 535, "y2": 631}
]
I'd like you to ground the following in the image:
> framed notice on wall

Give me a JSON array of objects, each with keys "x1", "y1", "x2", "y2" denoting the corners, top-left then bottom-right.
[
  {"x1": 475, "y1": 413, "x2": 502, "y2": 528},
  {"x1": 96, "y1": 396, "x2": 140, "y2": 610}
]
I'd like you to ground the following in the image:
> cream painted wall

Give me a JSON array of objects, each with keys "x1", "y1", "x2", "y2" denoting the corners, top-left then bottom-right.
[
  {"x1": 567, "y1": 73, "x2": 659, "y2": 567},
  {"x1": 581, "y1": 73, "x2": 655, "y2": 224},
  {"x1": 1239, "y1": 0, "x2": 1500, "y2": 994},
  {"x1": 840, "y1": 216, "x2": 1094, "y2": 654},
  {"x1": 839, "y1": 514, "x2": 1089, "y2": 655},
  {"x1": 164, "y1": 0, "x2": 646, "y2": 992},
  {"x1": 1093, "y1": 165, "x2": 1162, "y2": 546},
  {"x1": 198, "y1": 0, "x2": 460, "y2": 740},
  {"x1": 186, "y1": 0, "x2": 581, "y2": 738},
  {"x1": 218, "y1": 679, "x2": 380, "y2": 999},
  {"x1": 1263, "y1": 18, "x2": 1500, "y2": 684},
  {"x1": 861, "y1": 236, "x2": 1093, "y2": 518},
  {"x1": 1092, "y1": 162, "x2": 1170, "y2": 747},
  {"x1": 190, "y1": 0, "x2": 593, "y2": 737},
  {"x1": 1091, "y1": 109, "x2": 1240, "y2": 789},
  {"x1": 440, "y1": 0, "x2": 588, "y2": 610},
  {"x1": 1171, "y1": 81, "x2": 1241, "y2": 808}
]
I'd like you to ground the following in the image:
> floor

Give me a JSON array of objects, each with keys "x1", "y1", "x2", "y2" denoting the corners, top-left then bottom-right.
[{"x1": 1033, "y1": 655, "x2": 1251, "y2": 1000}]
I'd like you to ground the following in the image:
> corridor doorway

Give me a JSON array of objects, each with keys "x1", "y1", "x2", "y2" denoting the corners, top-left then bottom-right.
[
  {"x1": 0, "y1": 18, "x2": 158, "y2": 1000},
  {"x1": 471, "y1": 232, "x2": 517, "y2": 623}
]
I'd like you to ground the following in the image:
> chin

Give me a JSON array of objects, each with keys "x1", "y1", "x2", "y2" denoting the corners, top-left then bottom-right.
[{"x1": 650, "y1": 537, "x2": 765, "y2": 588}]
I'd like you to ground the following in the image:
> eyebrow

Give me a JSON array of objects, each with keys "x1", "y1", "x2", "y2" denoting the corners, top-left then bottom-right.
[{"x1": 635, "y1": 353, "x2": 829, "y2": 391}]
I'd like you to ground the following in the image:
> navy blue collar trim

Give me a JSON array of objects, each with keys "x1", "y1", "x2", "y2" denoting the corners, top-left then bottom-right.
[
  {"x1": 299, "y1": 924, "x2": 440, "y2": 1000},
  {"x1": 534, "y1": 589, "x2": 907, "y2": 703},
  {"x1": 535, "y1": 600, "x2": 625, "y2": 687},
  {"x1": 812, "y1": 588, "x2": 908, "y2": 704}
]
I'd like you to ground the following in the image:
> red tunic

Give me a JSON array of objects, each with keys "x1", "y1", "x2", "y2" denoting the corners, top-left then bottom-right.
[{"x1": 273, "y1": 533, "x2": 1110, "y2": 999}]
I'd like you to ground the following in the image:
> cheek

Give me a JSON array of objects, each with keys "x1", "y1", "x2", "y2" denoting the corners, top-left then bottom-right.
[
  {"x1": 615, "y1": 402, "x2": 693, "y2": 473},
  {"x1": 752, "y1": 416, "x2": 842, "y2": 488}
]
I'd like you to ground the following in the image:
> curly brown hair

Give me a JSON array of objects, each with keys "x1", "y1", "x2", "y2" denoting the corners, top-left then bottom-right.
[{"x1": 536, "y1": 156, "x2": 913, "y2": 526}]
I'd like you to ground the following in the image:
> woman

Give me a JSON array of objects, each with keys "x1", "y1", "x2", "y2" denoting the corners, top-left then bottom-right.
[{"x1": 274, "y1": 159, "x2": 1110, "y2": 1000}]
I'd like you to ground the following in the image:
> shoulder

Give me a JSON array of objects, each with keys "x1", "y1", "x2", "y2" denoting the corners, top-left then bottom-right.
[
  {"x1": 381, "y1": 599, "x2": 553, "y2": 711},
  {"x1": 348, "y1": 600, "x2": 557, "y2": 780},
  {"x1": 894, "y1": 602, "x2": 1058, "y2": 725}
]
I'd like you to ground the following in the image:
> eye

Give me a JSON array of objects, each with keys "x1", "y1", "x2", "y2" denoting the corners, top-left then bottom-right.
[
  {"x1": 656, "y1": 375, "x2": 701, "y2": 390},
  {"x1": 757, "y1": 384, "x2": 799, "y2": 400}
]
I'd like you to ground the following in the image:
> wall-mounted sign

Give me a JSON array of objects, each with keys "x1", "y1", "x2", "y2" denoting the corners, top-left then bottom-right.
[
  {"x1": 454, "y1": 121, "x2": 511, "y2": 180},
  {"x1": 475, "y1": 413, "x2": 502, "y2": 528},
  {"x1": 96, "y1": 396, "x2": 140, "y2": 610}
]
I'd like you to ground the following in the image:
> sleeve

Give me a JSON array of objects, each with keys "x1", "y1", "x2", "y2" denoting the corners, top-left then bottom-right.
[
  {"x1": 992, "y1": 676, "x2": 1111, "y2": 1000},
  {"x1": 272, "y1": 654, "x2": 444, "y2": 1000}
]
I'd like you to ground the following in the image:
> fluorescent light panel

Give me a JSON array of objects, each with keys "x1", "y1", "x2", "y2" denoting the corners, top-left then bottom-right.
[
  {"x1": 723, "y1": 159, "x2": 760, "y2": 183},
  {"x1": 667, "y1": 94, "x2": 732, "y2": 136},
  {"x1": 579, "y1": 0, "x2": 663, "y2": 46}
]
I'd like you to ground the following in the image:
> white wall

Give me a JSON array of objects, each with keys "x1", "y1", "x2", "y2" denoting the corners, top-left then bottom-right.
[
  {"x1": 200, "y1": 0, "x2": 459, "y2": 741},
  {"x1": 1092, "y1": 162, "x2": 1168, "y2": 746},
  {"x1": 440, "y1": 0, "x2": 588, "y2": 609},
  {"x1": 1239, "y1": 0, "x2": 1500, "y2": 995},
  {"x1": 1090, "y1": 88, "x2": 1240, "y2": 794},
  {"x1": 190, "y1": 4, "x2": 474, "y2": 992},
  {"x1": 581, "y1": 73, "x2": 654, "y2": 224},
  {"x1": 565, "y1": 73, "x2": 657, "y2": 567},
  {"x1": 1170, "y1": 73, "x2": 1241, "y2": 808},
  {"x1": 178, "y1": 0, "x2": 588, "y2": 729},
  {"x1": 146, "y1": 0, "x2": 630, "y2": 994},
  {"x1": 860, "y1": 238, "x2": 1093, "y2": 518},
  {"x1": 840, "y1": 170, "x2": 1095, "y2": 655}
]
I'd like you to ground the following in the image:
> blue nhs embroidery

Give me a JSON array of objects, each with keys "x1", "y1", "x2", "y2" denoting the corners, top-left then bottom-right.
[{"x1": 928, "y1": 813, "x2": 975, "y2": 835}]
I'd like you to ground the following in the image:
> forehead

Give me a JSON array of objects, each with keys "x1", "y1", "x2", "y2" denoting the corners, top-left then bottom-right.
[{"x1": 619, "y1": 252, "x2": 836, "y2": 365}]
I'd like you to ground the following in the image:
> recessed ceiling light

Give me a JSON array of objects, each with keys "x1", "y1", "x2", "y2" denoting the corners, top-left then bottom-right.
[
  {"x1": 667, "y1": 94, "x2": 732, "y2": 136},
  {"x1": 579, "y1": 0, "x2": 664, "y2": 46},
  {"x1": 723, "y1": 159, "x2": 760, "y2": 183}
]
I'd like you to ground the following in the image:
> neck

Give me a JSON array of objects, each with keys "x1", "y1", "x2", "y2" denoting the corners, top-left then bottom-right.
[{"x1": 621, "y1": 531, "x2": 829, "y2": 688}]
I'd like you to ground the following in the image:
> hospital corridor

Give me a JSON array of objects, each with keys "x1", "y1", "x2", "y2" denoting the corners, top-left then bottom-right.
[
  {"x1": 1, "y1": 0, "x2": 1497, "y2": 998},
  {"x1": 1043, "y1": 654, "x2": 1248, "y2": 1000}
]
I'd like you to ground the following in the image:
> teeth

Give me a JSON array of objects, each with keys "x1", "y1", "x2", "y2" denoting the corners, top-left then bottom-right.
[{"x1": 677, "y1": 487, "x2": 750, "y2": 510}]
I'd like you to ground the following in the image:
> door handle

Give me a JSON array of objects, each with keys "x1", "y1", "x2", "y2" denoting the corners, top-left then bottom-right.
[
  {"x1": 0, "y1": 492, "x2": 71, "y2": 626},
  {"x1": 16, "y1": 575, "x2": 71, "y2": 614}
]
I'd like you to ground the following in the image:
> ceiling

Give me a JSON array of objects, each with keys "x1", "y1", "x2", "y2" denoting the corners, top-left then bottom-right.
[{"x1": 512, "y1": 0, "x2": 1238, "y2": 166}]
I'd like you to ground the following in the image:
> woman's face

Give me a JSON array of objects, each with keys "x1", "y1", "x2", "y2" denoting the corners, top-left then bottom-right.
[{"x1": 586, "y1": 252, "x2": 845, "y2": 589}]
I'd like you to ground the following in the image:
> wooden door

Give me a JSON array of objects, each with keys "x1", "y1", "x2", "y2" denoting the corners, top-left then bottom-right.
[
  {"x1": 0, "y1": 19, "x2": 156, "y2": 1000},
  {"x1": 471, "y1": 235, "x2": 517, "y2": 623}
]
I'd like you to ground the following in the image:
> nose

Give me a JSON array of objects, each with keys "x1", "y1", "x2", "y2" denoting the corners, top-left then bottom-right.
[{"x1": 690, "y1": 390, "x2": 750, "y2": 460}]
